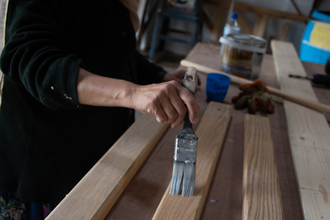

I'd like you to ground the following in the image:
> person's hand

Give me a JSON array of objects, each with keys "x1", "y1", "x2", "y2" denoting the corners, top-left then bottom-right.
[
  {"x1": 129, "y1": 81, "x2": 200, "y2": 128},
  {"x1": 162, "y1": 69, "x2": 201, "y2": 86}
]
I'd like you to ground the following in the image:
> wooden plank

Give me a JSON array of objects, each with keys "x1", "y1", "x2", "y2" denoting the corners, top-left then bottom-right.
[
  {"x1": 279, "y1": 22, "x2": 291, "y2": 41},
  {"x1": 252, "y1": 14, "x2": 268, "y2": 38},
  {"x1": 237, "y1": 13, "x2": 252, "y2": 35},
  {"x1": 180, "y1": 59, "x2": 330, "y2": 114},
  {"x1": 204, "y1": 0, "x2": 310, "y2": 22},
  {"x1": 243, "y1": 114, "x2": 283, "y2": 220},
  {"x1": 152, "y1": 102, "x2": 233, "y2": 220},
  {"x1": 46, "y1": 113, "x2": 170, "y2": 220},
  {"x1": 271, "y1": 40, "x2": 330, "y2": 219},
  {"x1": 202, "y1": 8, "x2": 214, "y2": 32}
]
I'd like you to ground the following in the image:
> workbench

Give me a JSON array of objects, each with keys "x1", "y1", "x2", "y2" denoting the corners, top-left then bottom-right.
[{"x1": 103, "y1": 42, "x2": 329, "y2": 220}]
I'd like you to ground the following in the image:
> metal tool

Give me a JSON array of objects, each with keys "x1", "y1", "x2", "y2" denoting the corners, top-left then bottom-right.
[
  {"x1": 288, "y1": 74, "x2": 330, "y2": 87},
  {"x1": 170, "y1": 67, "x2": 198, "y2": 197},
  {"x1": 288, "y1": 57, "x2": 330, "y2": 87}
]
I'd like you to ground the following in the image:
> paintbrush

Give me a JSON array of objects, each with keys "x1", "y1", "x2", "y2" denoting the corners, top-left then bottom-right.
[{"x1": 170, "y1": 67, "x2": 198, "y2": 196}]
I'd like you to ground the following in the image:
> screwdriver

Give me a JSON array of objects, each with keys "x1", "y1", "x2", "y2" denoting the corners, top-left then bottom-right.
[
  {"x1": 289, "y1": 57, "x2": 330, "y2": 87},
  {"x1": 288, "y1": 74, "x2": 330, "y2": 87}
]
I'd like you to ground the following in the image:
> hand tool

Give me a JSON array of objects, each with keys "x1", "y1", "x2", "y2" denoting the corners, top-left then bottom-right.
[
  {"x1": 288, "y1": 74, "x2": 330, "y2": 87},
  {"x1": 170, "y1": 67, "x2": 198, "y2": 197},
  {"x1": 288, "y1": 57, "x2": 330, "y2": 87}
]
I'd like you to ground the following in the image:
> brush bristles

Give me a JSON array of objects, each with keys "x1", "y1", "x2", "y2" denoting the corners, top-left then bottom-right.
[
  {"x1": 182, "y1": 163, "x2": 195, "y2": 196},
  {"x1": 170, "y1": 161, "x2": 195, "y2": 196},
  {"x1": 170, "y1": 161, "x2": 184, "y2": 195}
]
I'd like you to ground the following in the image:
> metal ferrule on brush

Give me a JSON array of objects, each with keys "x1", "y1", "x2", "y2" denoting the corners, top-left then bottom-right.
[{"x1": 173, "y1": 117, "x2": 197, "y2": 163}]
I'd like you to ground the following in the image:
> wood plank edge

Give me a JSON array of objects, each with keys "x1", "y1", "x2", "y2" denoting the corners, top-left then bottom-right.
[
  {"x1": 47, "y1": 115, "x2": 170, "y2": 220},
  {"x1": 195, "y1": 115, "x2": 232, "y2": 220}
]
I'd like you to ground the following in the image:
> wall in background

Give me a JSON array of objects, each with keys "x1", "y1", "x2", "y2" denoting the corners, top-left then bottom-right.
[{"x1": 139, "y1": 0, "x2": 316, "y2": 57}]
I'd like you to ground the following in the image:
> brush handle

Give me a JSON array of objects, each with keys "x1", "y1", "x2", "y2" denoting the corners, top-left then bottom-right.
[
  {"x1": 183, "y1": 67, "x2": 198, "y2": 94},
  {"x1": 182, "y1": 114, "x2": 193, "y2": 134},
  {"x1": 183, "y1": 66, "x2": 197, "y2": 129}
]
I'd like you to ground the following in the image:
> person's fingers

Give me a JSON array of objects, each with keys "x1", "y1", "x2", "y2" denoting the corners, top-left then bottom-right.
[
  {"x1": 132, "y1": 81, "x2": 200, "y2": 126},
  {"x1": 166, "y1": 88, "x2": 187, "y2": 128},
  {"x1": 172, "y1": 82, "x2": 200, "y2": 124},
  {"x1": 159, "y1": 92, "x2": 179, "y2": 124},
  {"x1": 145, "y1": 98, "x2": 168, "y2": 123}
]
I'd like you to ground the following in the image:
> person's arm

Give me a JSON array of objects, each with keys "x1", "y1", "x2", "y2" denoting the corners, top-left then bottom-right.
[{"x1": 77, "y1": 68, "x2": 200, "y2": 128}]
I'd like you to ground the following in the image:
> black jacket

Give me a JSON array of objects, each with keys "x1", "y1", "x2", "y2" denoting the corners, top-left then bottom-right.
[{"x1": 0, "y1": 0, "x2": 164, "y2": 205}]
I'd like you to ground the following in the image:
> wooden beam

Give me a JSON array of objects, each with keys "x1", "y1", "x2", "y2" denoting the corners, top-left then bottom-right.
[
  {"x1": 136, "y1": 0, "x2": 149, "y2": 49},
  {"x1": 202, "y1": 8, "x2": 214, "y2": 32},
  {"x1": 180, "y1": 59, "x2": 330, "y2": 114},
  {"x1": 46, "y1": 113, "x2": 170, "y2": 220},
  {"x1": 152, "y1": 102, "x2": 232, "y2": 220},
  {"x1": 243, "y1": 114, "x2": 283, "y2": 220},
  {"x1": 271, "y1": 40, "x2": 330, "y2": 219},
  {"x1": 278, "y1": 22, "x2": 291, "y2": 41},
  {"x1": 210, "y1": 4, "x2": 224, "y2": 44},
  {"x1": 204, "y1": 0, "x2": 310, "y2": 22},
  {"x1": 237, "y1": 12, "x2": 252, "y2": 35},
  {"x1": 252, "y1": 14, "x2": 268, "y2": 37}
]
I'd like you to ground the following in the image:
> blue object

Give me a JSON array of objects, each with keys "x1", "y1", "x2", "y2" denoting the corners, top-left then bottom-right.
[
  {"x1": 312, "y1": 10, "x2": 330, "y2": 23},
  {"x1": 206, "y1": 73, "x2": 231, "y2": 103},
  {"x1": 230, "y1": 12, "x2": 238, "y2": 20},
  {"x1": 300, "y1": 10, "x2": 330, "y2": 64}
]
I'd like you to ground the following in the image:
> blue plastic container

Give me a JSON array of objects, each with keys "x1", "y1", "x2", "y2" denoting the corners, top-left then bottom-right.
[
  {"x1": 300, "y1": 10, "x2": 330, "y2": 64},
  {"x1": 206, "y1": 73, "x2": 231, "y2": 103}
]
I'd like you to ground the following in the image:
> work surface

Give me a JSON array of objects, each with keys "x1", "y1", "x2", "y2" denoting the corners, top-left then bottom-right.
[{"x1": 105, "y1": 43, "x2": 330, "y2": 220}]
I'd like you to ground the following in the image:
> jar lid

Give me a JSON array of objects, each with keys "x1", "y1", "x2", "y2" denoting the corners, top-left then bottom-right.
[{"x1": 220, "y1": 33, "x2": 267, "y2": 53}]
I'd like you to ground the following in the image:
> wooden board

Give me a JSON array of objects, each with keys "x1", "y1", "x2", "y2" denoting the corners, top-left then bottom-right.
[
  {"x1": 104, "y1": 43, "x2": 328, "y2": 220},
  {"x1": 271, "y1": 40, "x2": 330, "y2": 219},
  {"x1": 46, "y1": 113, "x2": 169, "y2": 220},
  {"x1": 252, "y1": 14, "x2": 268, "y2": 37},
  {"x1": 152, "y1": 102, "x2": 233, "y2": 220},
  {"x1": 243, "y1": 114, "x2": 283, "y2": 220}
]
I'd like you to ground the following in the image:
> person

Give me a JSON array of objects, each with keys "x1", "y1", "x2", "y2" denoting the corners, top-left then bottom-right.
[{"x1": 0, "y1": 0, "x2": 200, "y2": 219}]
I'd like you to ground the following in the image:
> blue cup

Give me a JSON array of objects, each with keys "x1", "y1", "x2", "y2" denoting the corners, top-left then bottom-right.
[{"x1": 206, "y1": 73, "x2": 231, "y2": 103}]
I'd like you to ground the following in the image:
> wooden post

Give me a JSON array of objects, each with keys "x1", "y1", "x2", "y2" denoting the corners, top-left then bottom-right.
[
  {"x1": 252, "y1": 14, "x2": 268, "y2": 38},
  {"x1": 211, "y1": 4, "x2": 224, "y2": 44},
  {"x1": 278, "y1": 22, "x2": 291, "y2": 41}
]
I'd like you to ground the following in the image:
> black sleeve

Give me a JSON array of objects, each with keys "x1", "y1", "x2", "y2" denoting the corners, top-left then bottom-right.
[
  {"x1": 0, "y1": 0, "x2": 83, "y2": 110},
  {"x1": 135, "y1": 51, "x2": 167, "y2": 85}
]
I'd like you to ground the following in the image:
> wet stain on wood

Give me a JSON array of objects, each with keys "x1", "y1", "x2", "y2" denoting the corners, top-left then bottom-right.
[{"x1": 319, "y1": 185, "x2": 328, "y2": 204}]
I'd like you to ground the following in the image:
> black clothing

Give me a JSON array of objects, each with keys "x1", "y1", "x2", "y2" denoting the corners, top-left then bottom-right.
[{"x1": 0, "y1": 0, "x2": 164, "y2": 205}]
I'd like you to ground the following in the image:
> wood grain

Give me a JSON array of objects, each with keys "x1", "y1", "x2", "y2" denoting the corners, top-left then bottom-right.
[
  {"x1": 243, "y1": 114, "x2": 283, "y2": 220},
  {"x1": 152, "y1": 102, "x2": 233, "y2": 220},
  {"x1": 271, "y1": 40, "x2": 330, "y2": 219},
  {"x1": 46, "y1": 113, "x2": 169, "y2": 220}
]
